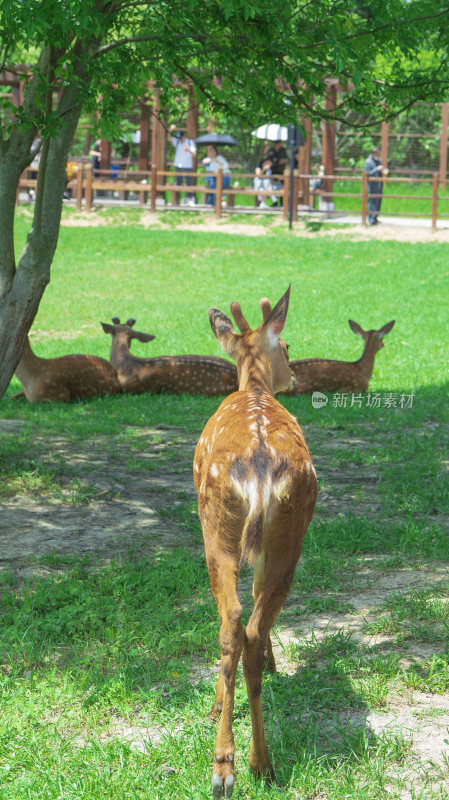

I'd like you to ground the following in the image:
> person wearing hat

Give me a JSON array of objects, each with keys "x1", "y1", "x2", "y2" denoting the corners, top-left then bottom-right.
[
  {"x1": 364, "y1": 146, "x2": 389, "y2": 225},
  {"x1": 169, "y1": 124, "x2": 197, "y2": 205}
]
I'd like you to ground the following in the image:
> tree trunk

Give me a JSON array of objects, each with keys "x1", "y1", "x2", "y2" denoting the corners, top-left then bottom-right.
[{"x1": 0, "y1": 67, "x2": 84, "y2": 401}]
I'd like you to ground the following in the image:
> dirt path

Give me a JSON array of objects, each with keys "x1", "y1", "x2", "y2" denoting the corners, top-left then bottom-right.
[{"x1": 58, "y1": 205, "x2": 449, "y2": 244}]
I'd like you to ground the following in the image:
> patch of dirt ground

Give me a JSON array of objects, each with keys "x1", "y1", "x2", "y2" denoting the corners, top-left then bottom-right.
[
  {"x1": 57, "y1": 205, "x2": 449, "y2": 243},
  {"x1": 1, "y1": 418, "x2": 449, "y2": 790}
]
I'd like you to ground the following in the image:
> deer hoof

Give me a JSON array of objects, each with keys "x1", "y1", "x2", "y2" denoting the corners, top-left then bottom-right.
[{"x1": 212, "y1": 773, "x2": 234, "y2": 798}]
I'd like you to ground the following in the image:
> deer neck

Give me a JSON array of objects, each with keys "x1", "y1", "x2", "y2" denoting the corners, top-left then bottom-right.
[
  {"x1": 15, "y1": 337, "x2": 40, "y2": 380},
  {"x1": 356, "y1": 334, "x2": 379, "y2": 380},
  {"x1": 109, "y1": 337, "x2": 133, "y2": 368},
  {"x1": 237, "y1": 351, "x2": 273, "y2": 394}
]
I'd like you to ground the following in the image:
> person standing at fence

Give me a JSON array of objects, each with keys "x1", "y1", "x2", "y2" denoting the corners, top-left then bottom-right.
[
  {"x1": 89, "y1": 140, "x2": 102, "y2": 177},
  {"x1": 202, "y1": 146, "x2": 231, "y2": 206},
  {"x1": 169, "y1": 125, "x2": 197, "y2": 205},
  {"x1": 364, "y1": 146, "x2": 388, "y2": 225}
]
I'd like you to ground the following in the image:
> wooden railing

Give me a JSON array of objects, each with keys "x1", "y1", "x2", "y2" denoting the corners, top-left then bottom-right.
[
  {"x1": 17, "y1": 163, "x2": 302, "y2": 220},
  {"x1": 16, "y1": 164, "x2": 447, "y2": 230}
]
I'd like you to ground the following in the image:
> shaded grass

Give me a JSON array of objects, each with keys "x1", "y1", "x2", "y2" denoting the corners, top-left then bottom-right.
[{"x1": 2, "y1": 545, "x2": 449, "y2": 798}]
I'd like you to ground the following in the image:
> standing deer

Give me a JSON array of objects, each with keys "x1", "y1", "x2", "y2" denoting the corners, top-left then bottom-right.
[
  {"x1": 101, "y1": 317, "x2": 238, "y2": 396},
  {"x1": 193, "y1": 287, "x2": 317, "y2": 797},
  {"x1": 14, "y1": 335, "x2": 121, "y2": 402},
  {"x1": 288, "y1": 319, "x2": 395, "y2": 394}
]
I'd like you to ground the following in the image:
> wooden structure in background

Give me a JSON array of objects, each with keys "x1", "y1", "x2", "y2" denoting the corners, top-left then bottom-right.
[{"x1": 2, "y1": 69, "x2": 449, "y2": 191}]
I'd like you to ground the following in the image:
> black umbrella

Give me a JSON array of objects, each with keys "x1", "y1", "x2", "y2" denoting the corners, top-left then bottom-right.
[{"x1": 195, "y1": 133, "x2": 239, "y2": 146}]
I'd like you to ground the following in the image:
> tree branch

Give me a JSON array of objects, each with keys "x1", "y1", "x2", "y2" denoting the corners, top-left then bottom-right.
[{"x1": 92, "y1": 31, "x2": 207, "y2": 58}]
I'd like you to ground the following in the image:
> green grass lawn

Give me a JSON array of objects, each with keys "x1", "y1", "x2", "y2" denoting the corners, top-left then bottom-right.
[{"x1": 1, "y1": 208, "x2": 449, "y2": 799}]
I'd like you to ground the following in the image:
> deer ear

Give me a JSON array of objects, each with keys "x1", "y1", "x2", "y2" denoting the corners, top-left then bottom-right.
[
  {"x1": 263, "y1": 285, "x2": 290, "y2": 346},
  {"x1": 101, "y1": 322, "x2": 115, "y2": 335},
  {"x1": 349, "y1": 319, "x2": 365, "y2": 338},
  {"x1": 209, "y1": 308, "x2": 238, "y2": 357},
  {"x1": 378, "y1": 320, "x2": 395, "y2": 338},
  {"x1": 131, "y1": 330, "x2": 155, "y2": 343}
]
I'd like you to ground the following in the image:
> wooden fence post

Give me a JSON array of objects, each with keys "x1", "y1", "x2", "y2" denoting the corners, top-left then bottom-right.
[
  {"x1": 85, "y1": 164, "x2": 92, "y2": 212},
  {"x1": 150, "y1": 166, "x2": 157, "y2": 211},
  {"x1": 432, "y1": 172, "x2": 438, "y2": 232},
  {"x1": 361, "y1": 170, "x2": 368, "y2": 226},
  {"x1": 76, "y1": 165, "x2": 83, "y2": 211},
  {"x1": 215, "y1": 169, "x2": 223, "y2": 217}
]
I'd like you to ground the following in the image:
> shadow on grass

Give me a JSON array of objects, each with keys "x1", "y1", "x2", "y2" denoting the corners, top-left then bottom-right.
[{"x1": 1, "y1": 549, "x2": 389, "y2": 778}]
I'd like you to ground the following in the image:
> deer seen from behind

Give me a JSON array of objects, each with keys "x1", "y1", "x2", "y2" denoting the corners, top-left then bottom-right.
[
  {"x1": 14, "y1": 335, "x2": 121, "y2": 402},
  {"x1": 193, "y1": 287, "x2": 317, "y2": 798},
  {"x1": 101, "y1": 317, "x2": 238, "y2": 396},
  {"x1": 288, "y1": 319, "x2": 395, "y2": 394}
]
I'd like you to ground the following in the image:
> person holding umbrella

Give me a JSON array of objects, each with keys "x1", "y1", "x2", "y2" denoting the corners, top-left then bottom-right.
[{"x1": 264, "y1": 140, "x2": 288, "y2": 206}]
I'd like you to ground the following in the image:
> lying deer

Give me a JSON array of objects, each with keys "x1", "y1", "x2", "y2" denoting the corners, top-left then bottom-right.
[
  {"x1": 193, "y1": 287, "x2": 317, "y2": 797},
  {"x1": 288, "y1": 319, "x2": 395, "y2": 394},
  {"x1": 101, "y1": 317, "x2": 238, "y2": 396},
  {"x1": 14, "y1": 335, "x2": 121, "y2": 402}
]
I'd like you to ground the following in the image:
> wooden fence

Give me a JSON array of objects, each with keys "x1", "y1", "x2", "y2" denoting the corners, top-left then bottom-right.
[{"x1": 17, "y1": 164, "x2": 448, "y2": 230}]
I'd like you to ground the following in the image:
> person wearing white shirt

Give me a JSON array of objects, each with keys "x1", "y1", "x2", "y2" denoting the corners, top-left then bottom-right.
[
  {"x1": 170, "y1": 126, "x2": 197, "y2": 205},
  {"x1": 202, "y1": 146, "x2": 231, "y2": 206}
]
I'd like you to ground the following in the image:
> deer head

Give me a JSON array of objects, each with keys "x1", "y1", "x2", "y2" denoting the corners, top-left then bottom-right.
[
  {"x1": 209, "y1": 286, "x2": 296, "y2": 394},
  {"x1": 101, "y1": 317, "x2": 155, "y2": 345},
  {"x1": 349, "y1": 319, "x2": 395, "y2": 351}
]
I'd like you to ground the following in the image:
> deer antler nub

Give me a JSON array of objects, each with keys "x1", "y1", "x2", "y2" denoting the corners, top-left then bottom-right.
[
  {"x1": 260, "y1": 297, "x2": 272, "y2": 323},
  {"x1": 230, "y1": 301, "x2": 251, "y2": 333}
]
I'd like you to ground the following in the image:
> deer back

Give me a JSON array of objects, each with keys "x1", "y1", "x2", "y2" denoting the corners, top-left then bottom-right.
[
  {"x1": 287, "y1": 319, "x2": 395, "y2": 394},
  {"x1": 15, "y1": 337, "x2": 121, "y2": 402},
  {"x1": 102, "y1": 317, "x2": 238, "y2": 396}
]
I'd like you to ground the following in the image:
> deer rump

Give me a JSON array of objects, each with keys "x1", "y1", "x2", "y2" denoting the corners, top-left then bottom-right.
[{"x1": 195, "y1": 388, "x2": 313, "y2": 566}]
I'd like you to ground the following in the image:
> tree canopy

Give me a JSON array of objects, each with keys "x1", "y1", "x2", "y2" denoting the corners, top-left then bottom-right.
[{"x1": 2, "y1": 0, "x2": 449, "y2": 141}]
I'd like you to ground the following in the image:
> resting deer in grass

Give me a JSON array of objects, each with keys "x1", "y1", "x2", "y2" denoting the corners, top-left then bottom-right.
[
  {"x1": 101, "y1": 317, "x2": 238, "y2": 396},
  {"x1": 288, "y1": 319, "x2": 395, "y2": 394},
  {"x1": 193, "y1": 287, "x2": 317, "y2": 797},
  {"x1": 14, "y1": 335, "x2": 121, "y2": 402}
]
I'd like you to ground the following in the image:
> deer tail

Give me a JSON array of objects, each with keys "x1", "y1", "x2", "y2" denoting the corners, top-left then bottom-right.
[{"x1": 240, "y1": 498, "x2": 265, "y2": 565}]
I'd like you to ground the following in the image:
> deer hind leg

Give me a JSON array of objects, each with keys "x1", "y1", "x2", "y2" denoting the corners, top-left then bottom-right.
[
  {"x1": 243, "y1": 557, "x2": 297, "y2": 780},
  {"x1": 207, "y1": 553, "x2": 244, "y2": 799},
  {"x1": 252, "y1": 576, "x2": 276, "y2": 674}
]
